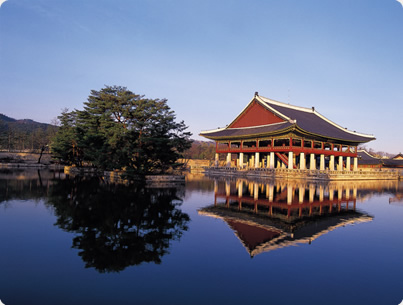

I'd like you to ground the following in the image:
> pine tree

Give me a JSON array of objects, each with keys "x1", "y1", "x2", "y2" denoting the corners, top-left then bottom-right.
[{"x1": 51, "y1": 86, "x2": 192, "y2": 174}]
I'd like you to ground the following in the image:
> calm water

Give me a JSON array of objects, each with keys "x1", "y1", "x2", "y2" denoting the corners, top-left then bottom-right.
[{"x1": 0, "y1": 169, "x2": 403, "y2": 305}]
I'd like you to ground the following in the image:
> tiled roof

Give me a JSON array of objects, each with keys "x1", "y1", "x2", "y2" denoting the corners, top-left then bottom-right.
[
  {"x1": 258, "y1": 96, "x2": 375, "y2": 143},
  {"x1": 200, "y1": 95, "x2": 375, "y2": 144},
  {"x1": 357, "y1": 150, "x2": 382, "y2": 165},
  {"x1": 200, "y1": 121, "x2": 293, "y2": 138}
]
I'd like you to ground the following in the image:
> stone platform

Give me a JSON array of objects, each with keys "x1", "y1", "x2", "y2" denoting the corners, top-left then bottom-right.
[{"x1": 203, "y1": 167, "x2": 399, "y2": 181}]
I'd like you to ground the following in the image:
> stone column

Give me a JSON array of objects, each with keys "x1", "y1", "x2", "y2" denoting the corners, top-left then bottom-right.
[
  {"x1": 338, "y1": 187, "x2": 343, "y2": 200},
  {"x1": 300, "y1": 152, "x2": 306, "y2": 170},
  {"x1": 287, "y1": 184, "x2": 293, "y2": 205},
  {"x1": 226, "y1": 153, "x2": 231, "y2": 167},
  {"x1": 255, "y1": 152, "x2": 260, "y2": 168},
  {"x1": 309, "y1": 184, "x2": 315, "y2": 203},
  {"x1": 269, "y1": 152, "x2": 275, "y2": 169},
  {"x1": 319, "y1": 185, "x2": 324, "y2": 202},
  {"x1": 277, "y1": 158, "x2": 281, "y2": 169},
  {"x1": 310, "y1": 154, "x2": 316, "y2": 170},
  {"x1": 268, "y1": 185, "x2": 274, "y2": 202},
  {"x1": 239, "y1": 152, "x2": 244, "y2": 168},
  {"x1": 254, "y1": 183, "x2": 259, "y2": 200},
  {"x1": 353, "y1": 157, "x2": 358, "y2": 171},
  {"x1": 299, "y1": 186, "x2": 305, "y2": 203},
  {"x1": 338, "y1": 156, "x2": 343, "y2": 171},
  {"x1": 288, "y1": 152, "x2": 294, "y2": 169},
  {"x1": 329, "y1": 187, "x2": 334, "y2": 201},
  {"x1": 329, "y1": 155, "x2": 335, "y2": 171},
  {"x1": 215, "y1": 153, "x2": 219, "y2": 167},
  {"x1": 266, "y1": 155, "x2": 270, "y2": 169},
  {"x1": 320, "y1": 154, "x2": 325, "y2": 171},
  {"x1": 238, "y1": 181, "x2": 243, "y2": 197},
  {"x1": 346, "y1": 157, "x2": 351, "y2": 171},
  {"x1": 250, "y1": 155, "x2": 255, "y2": 168}
]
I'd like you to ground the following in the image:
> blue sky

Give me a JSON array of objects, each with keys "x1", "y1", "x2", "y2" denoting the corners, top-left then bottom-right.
[{"x1": 0, "y1": 0, "x2": 403, "y2": 153}]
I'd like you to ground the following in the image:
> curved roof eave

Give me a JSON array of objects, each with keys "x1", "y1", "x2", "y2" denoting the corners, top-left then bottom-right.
[
  {"x1": 293, "y1": 125, "x2": 376, "y2": 144},
  {"x1": 199, "y1": 124, "x2": 295, "y2": 141}
]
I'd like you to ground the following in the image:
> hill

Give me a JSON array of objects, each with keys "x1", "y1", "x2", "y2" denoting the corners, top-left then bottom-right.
[{"x1": 0, "y1": 114, "x2": 57, "y2": 151}]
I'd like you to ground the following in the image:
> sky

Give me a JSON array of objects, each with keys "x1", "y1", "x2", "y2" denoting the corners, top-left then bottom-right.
[{"x1": 0, "y1": 0, "x2": 403, "y2": 153}]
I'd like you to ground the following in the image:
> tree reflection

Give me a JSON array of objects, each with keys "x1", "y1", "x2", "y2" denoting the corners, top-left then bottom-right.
[{"x1": 47, "y1": 176, "x2": 190, "y2": 273}]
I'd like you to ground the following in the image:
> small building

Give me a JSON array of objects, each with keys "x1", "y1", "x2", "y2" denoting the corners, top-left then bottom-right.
[
  {"x1": 200, "y1": 93, "x2": 376, "y2": 172},
  {"x1": 357, "y1": 150, "x2": 383, "y2": 169},
  {"x1": 357, "y1": 150, "x2": 403, "y2": 170},
  {"x1": 392, "y1": 153, "x2": 403, "y2": 160}
]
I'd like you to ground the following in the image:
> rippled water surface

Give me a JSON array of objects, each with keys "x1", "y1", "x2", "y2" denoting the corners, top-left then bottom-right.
[{"x1": 0, "y1": 169, "x2": 402, "y2": 305}]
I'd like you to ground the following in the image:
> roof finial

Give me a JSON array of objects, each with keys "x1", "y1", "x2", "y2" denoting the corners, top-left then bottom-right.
[
  {"x1": 254, "y1": 91, "x2": 258, "y2": 97},
  {"x1": 312, "y1": 106, "x2": 315, "y2": 112}
]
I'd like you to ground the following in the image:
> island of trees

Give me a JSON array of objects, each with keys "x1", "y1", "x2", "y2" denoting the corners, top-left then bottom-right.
[{"x1": 51, "y1": 86, "x2": 192, "y2": 175}]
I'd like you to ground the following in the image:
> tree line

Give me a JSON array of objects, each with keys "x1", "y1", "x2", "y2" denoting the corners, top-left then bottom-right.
[{"x1": 0, "y1": 115, "x2": 58, "y2": 152}]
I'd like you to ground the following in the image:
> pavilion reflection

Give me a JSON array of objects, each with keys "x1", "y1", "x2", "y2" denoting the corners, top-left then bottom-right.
[{"x1": 199, "y1": 179, "x2": 401, "y2": 257}]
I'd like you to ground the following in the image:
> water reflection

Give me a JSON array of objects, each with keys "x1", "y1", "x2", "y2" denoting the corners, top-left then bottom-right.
[
  {"x1": 0, "y1": 168, "x2": 64, "y2": 203},
  {"x1": 199, "y1": 179, "x2": 401, "y2": 257},
  {"x1": 0, "y1": 170, "x2": 190, "y2": 273}
]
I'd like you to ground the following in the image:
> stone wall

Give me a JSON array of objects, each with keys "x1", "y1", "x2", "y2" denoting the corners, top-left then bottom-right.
[{"x1": 203, "y1": 167, "x2": 400, "y2": 181}]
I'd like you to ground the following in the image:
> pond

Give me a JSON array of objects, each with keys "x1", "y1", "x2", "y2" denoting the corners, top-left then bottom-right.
[{"x1": 0, "y1": 169, "x2": 402, "y2": 305}]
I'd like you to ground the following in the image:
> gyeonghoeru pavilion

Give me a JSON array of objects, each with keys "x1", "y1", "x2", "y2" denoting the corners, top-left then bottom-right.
[{"x1": 200, "y1": 93, "x2": 399, "y2": 180}]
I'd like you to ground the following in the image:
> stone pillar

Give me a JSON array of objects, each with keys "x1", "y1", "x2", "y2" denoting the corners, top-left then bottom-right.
[
  {"x1": 310, "y1": 154, "x2": 316, "y2": 170},
  {"x1": 288, "y1": 152, "x2": 294, "y2": 169},
  {"x1": 266, "y1": 155, "x2": 270, "y2": 169},
  {"x1": 319, "y1": 185, "x2": 324, "y2": 202},
  {"x1": 309, "y1": 184, "x2": 315, "y2": 203},
  {"x1": 255, "y1": 152, "x2": 260, "y2": 168},
  {"x1": 215, "y1": 153, "x2": 219, "y2": 167},
  {"x1": 239, "y1": 152, "x2": 244, "y2": 168},
  {"x1": 329, "y1": 187, "x2": 334, "y2": 201},
  {"x1": 250, "y1": 155, "x2": 255, "y2": 168},
  {"x1": 338, "y1": 156, "x2": 343, "y2": 171},
  {"x1": 269, "y1": 152, "x2": 275, "y2": 169},
  {"x1": 254, "y1": 183, "x2": 259, "y2": 200},
  {"x1": 329, "y1": 155, "x2": 335, "y2": 171},
  {"x1": 299, "y1": 186, "x2": 305, "y2": 203},
  {"x1": 346, "y1": 157, "x2": 351, "y2": 171},
  {"x1": 225, "y1": 181, "x2": 231, "y2": 196},
  {"x1": 226, "y1": 153, "x2": 231, "y2": 167},
  {"x1": 320, "y1": 154, "x2": 325, "y2": 171},
  {"x1": 338, "y1": 187, "x2": 343, "y2": 200},
  {"x1": 268, "y1": 185, "x2": 274, "y2": 202},
  {"x1": 287, "y1": 184, "x2": 293, "y2": 205},
  {"x1": 238, "y1": 181, "x2": 243, "y2": 197},
  {"x1": 300, "y1": 152, "x2": 306, "y2": 170},
  {"x1": 353, "y1": 157, "x2": 358, "y2": 171}
]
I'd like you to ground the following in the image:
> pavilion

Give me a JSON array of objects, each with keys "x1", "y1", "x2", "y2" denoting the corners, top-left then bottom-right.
[{"x1": 200, "y1": 93, "x2": 376, "y2": 172}]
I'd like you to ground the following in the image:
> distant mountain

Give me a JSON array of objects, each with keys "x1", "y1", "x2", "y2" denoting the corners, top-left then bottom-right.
[
  {"x1": 0, "y1": 114, "x2": 50, "y2": 130},
  {"x1": 0, "y1": 113, "x2": 16, "y2": 123},
  {"x1": 0, "y1": 114, "x2": 57, "y2": 151}
]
